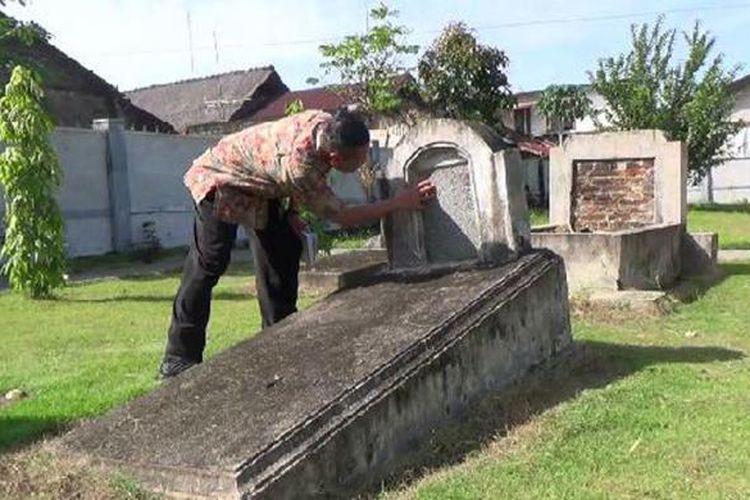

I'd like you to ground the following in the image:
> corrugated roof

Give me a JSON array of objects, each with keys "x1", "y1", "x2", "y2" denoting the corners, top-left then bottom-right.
[
  {"x1": 730, "y1": 73, "x2": 750, "y2": 92},
  {"x1": 125, "y1": 67, "x2": 284, "y2": 132}
]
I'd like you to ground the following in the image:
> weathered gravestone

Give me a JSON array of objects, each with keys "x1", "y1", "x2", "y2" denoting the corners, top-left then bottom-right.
[
  {"x1": 61, "y1": 120, "x2": 571, "y2": 499},
  {"x1": 383, "y1": 120, "x2": 530, "y2": 268}
]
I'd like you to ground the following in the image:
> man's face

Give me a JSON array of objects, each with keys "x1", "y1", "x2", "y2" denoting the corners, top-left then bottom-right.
[{"x1": 330, "y1": 145, "x2": 369, "y2": 173}]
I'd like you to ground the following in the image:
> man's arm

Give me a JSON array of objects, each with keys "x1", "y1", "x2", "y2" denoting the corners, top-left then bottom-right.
[{"x1": 332, "y1": 179, "x2": 437, "y2": 228}]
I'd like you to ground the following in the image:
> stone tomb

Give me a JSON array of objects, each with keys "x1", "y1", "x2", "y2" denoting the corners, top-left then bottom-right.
[
  {"x1": 383, "y1": 119, "x2": 530, "y2": 269},
  {"x1": 532, "y1": 130, "x2": 699, "y2": 292},
  {"x1": 62, "y1": 120, "x2": 571, "y2": 499}
]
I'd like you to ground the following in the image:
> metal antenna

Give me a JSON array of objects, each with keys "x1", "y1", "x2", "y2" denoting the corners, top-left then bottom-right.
[
  {"x1": 364, "y1": 0, "x2": 369, "y2": 33},
  {"x1": 186, "y1": 10, "x2": 195, "y2": 74},
  {"x1": 213, "y1": 29, "x2": 219, "y2": 65}
]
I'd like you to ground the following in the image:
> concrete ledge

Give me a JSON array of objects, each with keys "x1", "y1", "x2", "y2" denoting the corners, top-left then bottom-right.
[
  {"x1": 60, "y1": 250, "x2": 571, "y2": 498},
  {"x1": 681, "y1": 232, "x2": 718, "y2": 275},
  {"x1": 571, "y1": 267, "x2": 724, "y2": 315},
  {"x1": 574, "y1": 289, "x2": 675, "y2": 315},
  {"x1": 298, "y1": 250, "x2": 387, "y2": 293}
]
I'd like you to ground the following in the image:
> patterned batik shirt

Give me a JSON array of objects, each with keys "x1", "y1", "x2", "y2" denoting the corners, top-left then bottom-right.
[{"x1": 183, "y1": 110, "x2": 346, "y2": 229}]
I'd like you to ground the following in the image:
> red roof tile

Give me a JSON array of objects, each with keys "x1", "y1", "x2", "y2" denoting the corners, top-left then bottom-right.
[{"x1": 249, "y1": 87, "x2": 352, "y2": 122}]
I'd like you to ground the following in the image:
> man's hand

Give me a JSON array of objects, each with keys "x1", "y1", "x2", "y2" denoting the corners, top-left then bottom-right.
[
  {"x1": 394, "y1": 179, "x2": 438, "y2": 210},
  {"x1": 287, "y1": 212, "x2": 309, "y2": 238},
  {"x1": 331, "y1": 179, "x2": 438, "y2": 228}
]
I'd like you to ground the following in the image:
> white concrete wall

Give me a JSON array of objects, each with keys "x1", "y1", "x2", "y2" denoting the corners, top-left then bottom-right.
[
  {"x1": 528, "y1": 106, "x2": 549, "y2": 137},
  {"x1": 574, "y1": 91, "x2": 610, "y2": 133},
  {"x1": 732, "y1": 84, "x2": 750, "y2": 123},
  {"x1": 710, "y1": 158, "x2": 750, "y2": 203},
  {"x1": 125, "y1": 131, "x2": 219, "y2": 249},
  {"x1": 0, "y1": 127, "x2": 112, "y2": 257},
  {"x1": 2, "y1": 126, "x2": 377, "y2": 259},
  {"x1": 689, "y1": 157, "x2": 750, "y2": 204},
  {"x1": 688, "y1": 84, "x2": 750, "y2": 204},
  {"x1": 53, "y1": 128, "x2": 112, "y2": 256}
]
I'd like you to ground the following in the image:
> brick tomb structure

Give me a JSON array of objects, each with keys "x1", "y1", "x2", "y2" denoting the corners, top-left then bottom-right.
[{"x1": 532, "y1": 130, "x2": 690, "y2": 292}]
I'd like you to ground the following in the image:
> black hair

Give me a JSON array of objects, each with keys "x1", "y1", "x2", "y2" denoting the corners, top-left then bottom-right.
[{"x1": 329, "y1": 108, "x2": 370, "y2": 152}]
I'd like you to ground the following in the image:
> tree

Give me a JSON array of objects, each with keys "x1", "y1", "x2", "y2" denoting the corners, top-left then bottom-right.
[
  {"x1": 536, "y1": 84, "x2": 592, "y2": 144},
  {"x1": 318, "y1": 2, "x2": 418, "y2": 116},
  {"x1": 0, "y1": 10, "x2": 49, "y2": 69},
  {"x1": 590, "y1": 17, "x2": 742, "y2": 183},
  {"x1": 418, "y1": 22, "x2": 513, "y2": 126},
  {"x1": 0, "y1": 66, "x2": 66, "y2": 298}
]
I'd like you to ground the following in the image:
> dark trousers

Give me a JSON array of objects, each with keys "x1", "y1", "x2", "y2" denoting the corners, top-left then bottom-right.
[{"x1": 164, "y1": 197, "x2": 302, "y2": 363}]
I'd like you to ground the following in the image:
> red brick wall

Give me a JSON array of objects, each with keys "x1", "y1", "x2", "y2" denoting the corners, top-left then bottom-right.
[{"x1": 571, "y1": 158, "x2": 655, "y2": 232}]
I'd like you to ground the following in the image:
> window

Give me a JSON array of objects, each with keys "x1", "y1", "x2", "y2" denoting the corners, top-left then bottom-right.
[{"x1": 514, "y1": 108, "x2": 531, "y2": 135}]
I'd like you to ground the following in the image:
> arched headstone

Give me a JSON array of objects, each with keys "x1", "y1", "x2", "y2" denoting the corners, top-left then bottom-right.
[{"x1": 383, "y1": 119, "x2": 530, "y2": 269}]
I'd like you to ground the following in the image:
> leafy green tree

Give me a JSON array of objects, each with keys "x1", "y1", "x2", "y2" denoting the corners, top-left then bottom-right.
[
  {"x1": 318, "y1": 2, "x2": 418, "y2": 115},
  {"x1": 536, "y1": 84, "x2": 592, "y2": 144},
  {"x1": 418, "y1": 22, "x2": 513, "y2": 126},
  {"x1": 0, "y1": 66, "x2": 66, "y2": 298},
  {"x1": 590, "y1": 17, "x2": 742, "y2": 183}
]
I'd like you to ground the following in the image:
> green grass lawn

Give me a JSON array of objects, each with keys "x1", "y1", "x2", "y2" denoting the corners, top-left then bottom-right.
[
  {"x1": 383, "y1": 262, "x2": 750, "y2": 499},
  {"x1": 2, "y1": 259, "x2": 749, "y2": 498},
  {"x1": 0, "y1": 263, "x2": 320, "y2": 451},
  {"x1": 688, "y1": 204, "x2": 750, "y2": 250}
]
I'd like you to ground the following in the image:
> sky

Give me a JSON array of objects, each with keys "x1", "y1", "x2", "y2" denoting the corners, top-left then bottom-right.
[{"x1": 4, "y1": 0, "x2": 749, "y2": 93}]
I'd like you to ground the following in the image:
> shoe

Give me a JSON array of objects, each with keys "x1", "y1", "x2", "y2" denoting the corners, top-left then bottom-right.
[{"x1": 158, "y1": 355, "x2": 199, "y2": 379}]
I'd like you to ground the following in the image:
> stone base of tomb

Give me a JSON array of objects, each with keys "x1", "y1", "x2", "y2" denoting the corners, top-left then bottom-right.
[
  {"x1": 298, "y1": 249, "x2": 387, "y2": 294},
  {"x1": 531, "y1": 224, "x2": 683, "y2": 292},
  {"x1": 60, "y1": 250, "x2": 571, "y2": 499}
]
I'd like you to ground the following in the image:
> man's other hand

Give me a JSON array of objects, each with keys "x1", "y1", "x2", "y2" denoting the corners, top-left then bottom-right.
[{"x1": 394, "y1": 179, "x2": 437, "y2": 210}]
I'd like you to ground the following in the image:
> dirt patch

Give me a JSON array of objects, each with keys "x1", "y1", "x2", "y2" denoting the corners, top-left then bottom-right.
[{"x1": 0, "y1": 441, "x2": 158, "y2": 499}]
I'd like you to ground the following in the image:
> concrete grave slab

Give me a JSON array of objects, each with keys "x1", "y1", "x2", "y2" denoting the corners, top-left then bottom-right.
[
  {"x1": 61, "y1": 250, "x2": 571, "y2": 499},
  {"x1": 382, "y1": 119, "x2": 530, "y2": 269}
]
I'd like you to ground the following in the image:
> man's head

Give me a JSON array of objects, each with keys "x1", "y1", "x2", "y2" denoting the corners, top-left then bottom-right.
[{"x1": 325, "y1": 108, "x2": 370, "y2": 173}]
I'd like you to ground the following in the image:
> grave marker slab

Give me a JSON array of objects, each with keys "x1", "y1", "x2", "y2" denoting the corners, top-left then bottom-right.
[{"x1": 383, "y1": 120, "x2": 530, "y2": 269}]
